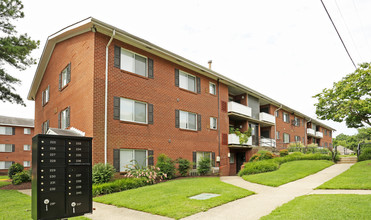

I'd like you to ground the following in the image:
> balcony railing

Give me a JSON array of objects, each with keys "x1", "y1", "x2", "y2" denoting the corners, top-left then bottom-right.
[
  {"x1": 260, "y1": 137, "x2": 276, "y2": 147},
  {"x1": 315, "y1": 131, "x2": 323, "y2": 139},
  {"x1": 228, "y1": 101, "x2": 252, "y2": 118},
  {"x1": 307, "y1": 128, "x2": 315, "y2": 137},
  {"x1": 228, "y1": 133, "x2": 252, "y2": 146},
  {"x1": 259, "y1": 112, "x2": 275, "y2": 124}
]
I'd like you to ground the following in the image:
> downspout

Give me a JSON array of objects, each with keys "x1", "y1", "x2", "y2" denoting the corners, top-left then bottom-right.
[
  {"x1": 274, "y1": 105, "x2": 283, "y2": 147},
  {"x1": 105, "y1": 29, "x2": 116, "y2": 164},
  {"x1": 217, "y1": 78, "x2": 221, "y2": 167}
]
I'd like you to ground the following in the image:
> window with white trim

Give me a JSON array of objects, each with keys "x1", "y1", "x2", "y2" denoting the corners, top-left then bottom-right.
[
  {"x1": 42, "y1": 120, "x2": 49, "y2": 134},
  {"x1": 283, "y1": 133, "x2": 290, "y2": 144},
  {"x1": 179, "y1": 70, "x2": 196, "y2": 92},
  {"x1": 275, "y1": 111, "x2": 279, "y2": 117},
  {"x1": 23, "y1": 161, "x2": 30, "y2": 167},
  {"x1": 60, "y1": 108, "x2": 69, "y2": 129},
  {"x1": 196, "y1": 152, "x2": 212, "y2": 167},
  {"x1": 210, "y1": 117, "x2": 217, "y2": 130},
  {"x1": 295, "y1": 136, "x2": 301, "y2": 142},
  {"x1": 24, "y1": 128, "x2": 31, "y2": 134},
  {"x1": 0, "y1": 126, "x2": 13, "y2": 135},
  {"x1": 121, "y1": 48, "x2": 147, "y2": 77},
  {"x1": 0, "y1": 144, "x2": 12, "y2": 152},
  {"x1": 24, "y1": 145, "x2": 31, "y2": 151},
  {"x1": 61, "y1": 66, "x2": 69, "y2": 88},
  {"x1": 120, "y1": 98, "x2": 147, "y2": 124},
  {"x1": 0, "y1": 161, "x2": 12, "y2": 169},
  {"x1": 119, "y1": 149, "x2": 147, "y2": 172},
  {"x1": 209, "y1": 82, "x2": 216, "y2": 95},
  {"x1": 283, "y1": 112, "x2": 290, "y2": 123},
  {"x1": 276, "y1": 131, "x2": 280, "y2": 140},
  {"x1": 42, "y1": 86, "x2": 50, "y2": 106},
  {"x1": 179, "y1": 110, "x2": 197, "y2": 130},
  {"x1": 294, "y1": 117, "x2": 300, "y2": 126}
]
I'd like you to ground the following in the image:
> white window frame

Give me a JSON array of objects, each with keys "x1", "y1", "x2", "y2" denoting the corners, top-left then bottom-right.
[
  {"x1": 283, "y1": 133, "x2": 290, "y2": 144},
  {"x1": 275, "y1": 111, "x2": 279, "y2": 117},
  {"x1": 44, "y1": 86, "x2": 50, "y2": 104},
  {"x1": 24, "y1": 145, "x2": 31, "y2": 151},
  {"x1": 60, "y1": 108, "x2": 68, "y2": 130},
  {"x1": 43, "y1": 121, "x2": 49, "y2": 134},
  {"x1": 23, "y1": 161, "x2": 30, "y2": 167},
  {"x1": 209, "y1": 82, "x2": 216, "y2": 95},
  {"x1": 120, "y1": 48, "x2": 148, "y2": 77},
  {"x1": 179, "y1": 70, "x2": 196, "y2": 92},
  {"x1": 179, "y1": 110, "x2": 197, "y2": 131},
  {"x1": 295, "y1": 136, "x2": 301, "y2": 142},
  {"x1": 0, "y1": 161, "x2": 12, "y2": 169},
  {"x1": 0, "y1": 126, "x2": 13, "y2": 135},
  {"x1": 120, "y1": 98, "x2": 148, "y2": 124},
  {"x1": 61, "y1": 67, "x2": 69, "y2": 88},
  {"x1": 294, "y1": 117, "x2": 300, "y2": 126},
  {"x1": 196, "y1": 151, "x2": 212, "y2": 167},
  {"x1": 119, "y1": 149, "x2": 148, "y2": 172},
  {"x1": 0, "y1": 144, "x2": 12, "y2": 152},
  {"x1": 276, "y1": 131, "x2": 280, "y2": 140},
  {"x1": 24, "y1": 128, "x2": 31, "y2": 134},
  {"x1": 210, "y1": 117, "x2": 217, "y2": 130},
  {"x1": 283, "y1": 112, "x2": 289, "y2": 123}
]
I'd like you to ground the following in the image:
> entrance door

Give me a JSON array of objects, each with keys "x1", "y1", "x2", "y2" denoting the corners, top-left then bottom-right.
[
  {"x1": 249, "y1": 123, "x2": 259, "y2": 146},
  {"x1": 236, "y1": 152, "x2": 246, "y2": 173}
]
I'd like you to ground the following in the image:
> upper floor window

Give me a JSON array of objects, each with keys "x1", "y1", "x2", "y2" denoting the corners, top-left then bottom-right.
[
  {"x1": 210, "y1": 117, "x2": 217, "y2": 130},
  {"x1": 294, "y1": 117, "x2": 300, "y2": 126},
  {"x1": 24, "y1": 128, "x2": 31, "y2": 134},
  {"x1": 121, "y1": 48, "x2": 147, "y2": 77},
  {"x1": 324, "y1": 129, "x2": 328, "y2": 136},
  {"x1": 275, "y1": 111, "x2": 279, "y2": 117},
  {"x1": 180, "y1": 110, "x2": 197, "y2": 130},
  {"x1": 179, "y1": 71, "x2": 196, "y2": 92},
  {"x1": 59, "y1": 107, "x2": 70, "y2": 129},
  {"x1": 0, "y1": 144, "x2": 13, "y2": 152},
  {"x1": 59, "y1": 63, "x2": 71, "y2": 90},
  {"x1": 42, "y1": 120, "x2": 49, "y2": 134},
  {"x1": 329, "y1": 131, "x2": 332, "y2": 137},
  {"x1": 209, "y1": 82, "x2": 216, "y2": 95},
  {"x1": 120, "y1": 98, "x2": 147, "y2": 124},
  {"x1": 24, "y1": 145, "x2": 31, "y2": 151},
  {"x1": 0, "y1": 126, "x2": 13, "y2": 135},
  {"x1": 283, "y1": 112, "x2": 290, "y2": 123},
  {"x1": 42, "y1": 85, "x2": 50, "y2": 106},
  {"x1": 0, "y1": 161, "x2": 12, "y2": 169},
  {"x1": 276, "y1": 131, "x2": 280, "y2": 139}
]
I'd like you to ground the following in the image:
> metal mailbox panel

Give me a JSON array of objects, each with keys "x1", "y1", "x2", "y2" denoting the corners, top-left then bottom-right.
[
  {"x1": 39, "y1": 192, "x2": 65, "y2": 219},
  {"x1": 40, "y1": 151, "x2": 65, "y2": 158},
  {"x1": 66, "y1": 145, "x2": 90, "y2": 153},
  {"x1": 40, "y1": 157, "x2": 66, "y2": 167},
  {"x1": 67, "y1": 152, "x2": 89, "y2": 159},
  {"x1": 67, "y1": 140, "x2": 90, "y2": 147},
  {"x1": 40, "y1": 138, "x2": 65, "y2": 146},
  {"x1": 67, "y1": 157, "x2": 91, "y2": 164},
  {"x1": 39, "y1": 178, "x2": 65, "y2": 188},
  {"x1": 66, "y1": 195, "x2": 91, "y2": 216}
]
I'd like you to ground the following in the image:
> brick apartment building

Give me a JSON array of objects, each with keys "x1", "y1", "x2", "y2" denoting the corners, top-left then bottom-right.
[
  {"x1": 0, "y1": 116, "x2": 34, "y2": 173},
  {"x1": 28, "y1": 18, "x2": 334, "y2": 175}
]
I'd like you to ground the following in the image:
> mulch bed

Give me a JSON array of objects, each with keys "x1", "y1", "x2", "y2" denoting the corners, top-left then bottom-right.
[{"x1": 1, "y1": 181, "x2": 31, "y2": 190}]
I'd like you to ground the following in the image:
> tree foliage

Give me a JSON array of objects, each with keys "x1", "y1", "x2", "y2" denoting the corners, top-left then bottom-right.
[
  {"x1": 333, "y1": 127, "x2": 371, "y2": 151},
  {"x1": 0, "y1": 0, "x2": 39, "y2": 105},
  {"x1": 313, "y1": 62, "x2": 371, "y2": 128}
]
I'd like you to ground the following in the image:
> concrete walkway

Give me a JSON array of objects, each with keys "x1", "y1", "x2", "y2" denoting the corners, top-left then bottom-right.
[{"x1": 18, "y1": 163, "x2": 371, "y2": 220}]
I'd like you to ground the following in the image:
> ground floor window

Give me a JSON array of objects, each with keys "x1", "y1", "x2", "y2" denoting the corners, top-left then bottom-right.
[
  {"x1": 229, "y1": 153, "x2": 235, "y2": 164},
  {"x1": 120, "y1": 149, "x2": 147, "y2": 171},
  {"x1": 283, "y1": 133, "x2": 290, "y2": 144},
  {"x1": 23, "y1": 161, "x2": 30, "y2": 167},
  {"x1": 193, "y1": 151, "x2": 215, "y2": 168},
  {"x1": 0, "y1": 161, "x2": 12, "y2": 169}
]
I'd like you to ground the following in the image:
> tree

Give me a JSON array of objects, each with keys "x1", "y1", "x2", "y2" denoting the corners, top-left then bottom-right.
[
  {"x1": 0, "y1": 0, "x2": 39, "y2": 106},
  {"x1": 314, "y1": 62, "x2": 371, "y2": 128},
  {"x1": 333, "y1": 127, "x2": 371, "y2": 151}
]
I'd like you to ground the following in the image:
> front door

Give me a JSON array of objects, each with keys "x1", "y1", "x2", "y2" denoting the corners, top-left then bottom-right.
[{"x1": 236, "y1": 152, "x2": 246, "y2": 173}]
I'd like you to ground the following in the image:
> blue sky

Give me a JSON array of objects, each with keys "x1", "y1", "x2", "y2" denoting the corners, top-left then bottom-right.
[{"x1": 1, "y1": 0, "x2": 370, "y2": 136}]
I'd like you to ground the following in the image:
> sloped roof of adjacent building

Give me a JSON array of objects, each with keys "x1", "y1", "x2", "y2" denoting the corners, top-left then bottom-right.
[
  {"x1": 0, "y1": 115, "x2": 34, "y2": 128},
  {"x1": 27, "y1": 17, "x2": 336, "y2": 131},
  {"x1": 47, "y1": 128, "x2": 84, "y2": 136}
]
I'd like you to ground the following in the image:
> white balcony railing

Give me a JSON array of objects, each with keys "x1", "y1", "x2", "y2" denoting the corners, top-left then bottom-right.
[
  {"x1": 228, "y1": 133, "x2": 252, "y2": 146},
  {"x1": 259, "y1": 112, "x2": 275, "y2": 124},
  {"x1": 315, "y1": 131, "x2": 323, "y2": 139},
  {"x1": 228, "y1": 101, "x2": 252, "y2": 118},
  {"x1": 260, "y1": 137, "x2": 276, "y2": 147},
  {"x1": 307, "y1": 128, "x2": 315, "y2": 137}
]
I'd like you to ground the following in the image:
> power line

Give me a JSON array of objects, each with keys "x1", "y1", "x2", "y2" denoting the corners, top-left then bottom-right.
[{"x1": 320, "y1": 0, "x2": 357, "y2": 69}]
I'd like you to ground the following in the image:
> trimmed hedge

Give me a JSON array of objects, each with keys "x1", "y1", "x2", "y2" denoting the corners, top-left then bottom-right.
[
  {"x1": 92, "y1": 177, "x2": 150, "y2": 197},
  {"x1": 12, "y1": 170, "x2": 31, "y2": 185},
  {"x1": 358, "y1": 148, "x2": 371, "y2": 162},
  {"x1": 249, "y1": 150, "x2": 274, "y2": 162}
]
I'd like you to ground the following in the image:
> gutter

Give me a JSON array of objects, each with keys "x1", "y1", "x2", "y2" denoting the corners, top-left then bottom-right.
[
  {"x1": 104, "y1": 29, "x2": 116, "y2": 164},
  {"x1": 274, "y1": 105, "x2": 283, "y2": 146}
]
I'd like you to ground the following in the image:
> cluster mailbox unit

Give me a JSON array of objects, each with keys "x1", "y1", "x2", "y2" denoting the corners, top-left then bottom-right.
[{"x1": 32, "y1": 134, "x2": 93, "y2": 220}]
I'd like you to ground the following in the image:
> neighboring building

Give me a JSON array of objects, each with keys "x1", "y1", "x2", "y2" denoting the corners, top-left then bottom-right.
[
  {"x1": 28, "y1": 17, "x2": 335, "y2": 175},
  {"x1": 337, "y1": 146, "x2": 355, "y2": 155},
  {"x1": 0, "y1": 116, "x2": 34, "y2": 173}
]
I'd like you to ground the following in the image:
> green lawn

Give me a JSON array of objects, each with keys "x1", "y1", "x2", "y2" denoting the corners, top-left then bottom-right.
[
  {"x1": 0, "y1": 175, "x2": 8, "y2": 179},
  {"x1": 242, "y1": 160, "x2": 334, "y2": 187},
  {"x1": 94, "y1": 177, "x2": 254, "y2": 219},
  {"x1": 0, "y1": 190, "x2": 90, "y2": 220},
  {"x1": 317, "y1": 160, "x2": 371, "y2": 189},
  {"x1": 261, "y1": 194, "x2": 371, "y2": 220}
]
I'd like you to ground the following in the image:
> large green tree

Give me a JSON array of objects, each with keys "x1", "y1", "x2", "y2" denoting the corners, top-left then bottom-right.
[
  {"x1": 314, "y1": 62, "x2": 371, "y2": 128},
  {"x1": 333, "y1": 127, "x2": 371, "y2": 151},
  {"x1": 0, "y1": 0, "x2": 39, "y2": 106}
]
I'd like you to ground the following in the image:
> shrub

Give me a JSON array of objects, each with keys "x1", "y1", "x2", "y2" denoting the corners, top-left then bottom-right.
[
  {"x1": 123, "y1": 165, "x2": 166, "y2": 184},
  {"x1": 92, "y1": 163, "x2": 115, "y2": 184},
  {"x1": 12, "y1": 170, "x2": 31, "y2": 185},
  {"x1": 92, "y1": 177, "x2": 150, "y2": 197},
  {"x1": 156, "y1": 154, "x2": 176, "y2": 179},
  {"x1": 238, "y1": 160, "x2": 279, "y2": 176},
  {"x1": 358, "y1": 148, "x2": 371, "y2": 162},
  {"x1": 176, "y1": 157, "x2": 191, "y2": 177},
  {"x1": 279, "y1": 149, "x2": 289, "y2": 157},
  {"x1": 197, "y1": 157, "x2": 211, "y2": 175},
  {"x1": 8, "y1": 163, "x2": 24, "y2": 179},
  {"x1": 249, "y1": 150, "x2": 274, "y2": 162}
]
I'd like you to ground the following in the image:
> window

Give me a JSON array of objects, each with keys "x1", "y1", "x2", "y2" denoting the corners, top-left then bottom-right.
[
  {"x1": 0, "y1": 161, "x2": 12, "y2": 169},
  {"x1": 24, "y1": 128, "x2": 31, "y2": 134},
  {"x1": 275, "y1": 111, "x2": 279, "y2": 117},
  {"x1": 0, "y1": 126, "x2": 13, "y2": 135},
  {"x1": 229, "y1": 153, "x2": 235, "y2": 164},
  {"x1": 302, "y1": 137, "x2": 305, "y2": 144},
  {"x1": 23, "y1": 161, "x2": 30, "y2": 167},
  {"x1": 119, "y1": 149, "x2": 147, "y2": 172},
  {"x1": 329, "y1": 131, "x2": 332, "y2": 137},
  {"x1": 294, "y1": 117, "x2": 300, "y2": 126},
  {"x1": 60, "y1": 107, "x2": 70, "y2": 129},
  {"x1": 121, "y1": 48, "x2": 147, "y2": 77},
  {"x1": 0, "y1": 144, "x2": 13, "y2": 152},
  {"x1": 179, "y1": 71, "x2": 196, "y2": 92},
  {"x1": 276, "y1": 131, "x2": 280, "y2": 139},
  {"x1": 180, "y1": 110, "x2": 197, "y2": 130},
  {"x1": 325, "y1": 142, "x2": 328, "y2": 147},
  {"x1": 196, "y1": 152, "x2": 212, "y2": 167},
  {"x1": 210, "y1": 117, "x2": 217, "y2": 130},
  {"x1": 283, "y1": 112, "x2": 290, "y2": 123},
  {"x1": 295, "y1": 136, "x2": 301, "y2": 142},
  {"x1": 283, "y1": 133, "x2": 290, "y2": 144},
  {"x1": 42, "y1": 85, "x2": 50, "y2": 106},
  {"x1": 120, "y1": 98, "x2": 147, "y2": 123},
  {"x1": 24, "y1": 145, "x2": 31, "y2": 151},
  {"x1": 324, "y1": 129, "x2": 328, "y2": 136},
  {"x1": 42, "y1": 120, "x2": 49, "y2": 134},
  {"x1": 209, "y1": 82, "x2": 216, "y2": 95},
  {"x1": 59, "y1": 63, "x2": 71, "y2": 90}
]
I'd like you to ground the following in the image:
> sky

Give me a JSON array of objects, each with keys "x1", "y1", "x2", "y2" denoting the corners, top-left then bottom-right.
[{"x1": 1, "y1": 0, "x2": 370, "y2": 137}]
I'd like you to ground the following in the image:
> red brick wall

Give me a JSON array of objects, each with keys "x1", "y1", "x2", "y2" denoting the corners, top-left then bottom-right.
[{"x1": 0, "y1": 126, "x2": 33, "y2": 172}]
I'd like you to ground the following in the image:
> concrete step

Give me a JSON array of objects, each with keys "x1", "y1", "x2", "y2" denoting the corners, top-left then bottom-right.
[{"x1": 338, "y1": 157, "x2": 357, "y2": 164}]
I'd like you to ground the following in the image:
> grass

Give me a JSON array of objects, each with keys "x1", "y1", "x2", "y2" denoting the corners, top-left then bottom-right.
[
  {"x1": 0, "y1": 189, "x2": 90, "y2": 220},
  {"x1": 0, "y1": 175, "x2": 9, "y2": 179},
  {"x1": 261, "y1": 194, "x2": 371, "y2": 220},
  {"x1": 317, "y1": 160, "x2": 371, "y2": 189},
  {"x1": 242, "y1": 160, "x2": 334, "y2": 187},
  {"x1": 94, "y1": 177, "x2": 254, "y2": 219}
]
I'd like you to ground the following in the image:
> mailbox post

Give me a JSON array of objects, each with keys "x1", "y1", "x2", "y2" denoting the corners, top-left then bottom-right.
[{"x1": 32, "y1": 134, "x2": 93, "y2": 220}]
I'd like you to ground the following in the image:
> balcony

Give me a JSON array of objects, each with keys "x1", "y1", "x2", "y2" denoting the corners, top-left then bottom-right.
[
  {"x1": 259, "y1": 112, "x2": 275, "y2": 125},
  {"x1": 307, "y1": 128, "x2": 315, "y2": 137},
  {"x1": 260, "y1": 137, "x2": 276, "y2": 147},
  {"x1": 315, "y1": 131, "x2": 323, "y2": 139},
  {"x1": 228, "y1": 101, "x2": 252, "y2": 119},
  {"x1": 228, "y1": 133, "x2": 252, "y2": 146}
]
